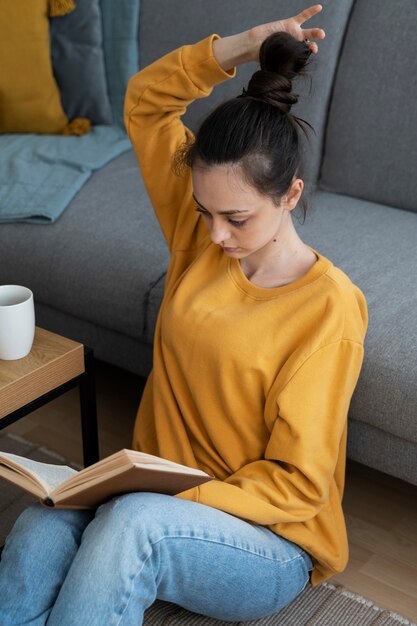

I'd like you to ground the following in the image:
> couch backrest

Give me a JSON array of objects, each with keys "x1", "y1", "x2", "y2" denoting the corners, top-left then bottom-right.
[
  {"x1": 319, "y1": 0, "x2": 417, "y2": 215},
  {"x1": 138, "y1": 0, "x2": 354, "y2": 190}
]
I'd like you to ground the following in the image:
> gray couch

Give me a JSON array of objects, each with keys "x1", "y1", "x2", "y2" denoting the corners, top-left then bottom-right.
[{"x1": 1, "y1": 0, "x2": 416, "y2": 486}]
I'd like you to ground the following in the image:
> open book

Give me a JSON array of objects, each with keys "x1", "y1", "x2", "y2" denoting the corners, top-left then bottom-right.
[{"x1": 0, "y1": 449, "x2": 213, "y2": 509}]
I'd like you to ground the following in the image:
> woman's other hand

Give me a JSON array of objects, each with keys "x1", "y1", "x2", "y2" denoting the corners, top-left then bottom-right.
[{"x1": 212, "y1": 4, "x2": 326, "y2": 71}]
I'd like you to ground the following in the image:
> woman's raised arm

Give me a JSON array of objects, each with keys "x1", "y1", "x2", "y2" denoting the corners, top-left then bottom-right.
[{"x1": 124, "y1": 35, "x2": 236, "y2": 252}]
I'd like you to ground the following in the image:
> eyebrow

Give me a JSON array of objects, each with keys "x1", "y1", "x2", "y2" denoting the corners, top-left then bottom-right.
[{"x1": 192, "y1": 193, "x2": 250, "y2": 216}]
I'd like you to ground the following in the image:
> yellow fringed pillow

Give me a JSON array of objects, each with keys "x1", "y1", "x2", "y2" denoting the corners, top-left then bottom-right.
[{"x1": 0, "y1": 0, "x2": 90, "y2": 135}]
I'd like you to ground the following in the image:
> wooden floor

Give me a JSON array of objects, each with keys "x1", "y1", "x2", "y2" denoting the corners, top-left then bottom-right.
[{"x1": 5, "y1": 358, "x2": 417, "y2": 623}]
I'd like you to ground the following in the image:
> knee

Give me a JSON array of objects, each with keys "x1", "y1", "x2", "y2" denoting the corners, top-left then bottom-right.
[
  {"x1": 14, "y1": 503, "x2": 91, "y2": 536},
  {"x1": 97, "y1": 492, "x2": 172, "y2": 521},
  {"x1": 94, "y1": 492, "x2": 177, "y2": 540},
  {"x1": 4, "y1": 503, "x2": 93, "y2": 561},
  {"x1": 114, "y1": 491, "x2": 173, "y2": 515},
  {"x1": 14, "y1": 503, "x2": 50, "y2": 530}
]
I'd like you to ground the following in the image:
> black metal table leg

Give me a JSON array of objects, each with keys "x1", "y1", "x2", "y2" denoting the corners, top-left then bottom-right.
[{"x1": 79, "y1": 347, "x2": 99, "y2": 467}]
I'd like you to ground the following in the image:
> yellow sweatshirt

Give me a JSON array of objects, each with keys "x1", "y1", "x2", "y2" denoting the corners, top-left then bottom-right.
[{"x1": 125, "y1": 34, "x2": 368, "y2": 587}]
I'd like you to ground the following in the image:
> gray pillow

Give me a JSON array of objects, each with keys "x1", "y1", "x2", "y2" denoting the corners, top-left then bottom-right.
[{"x1": 50, "y1": 0, "x2": 113, "y2": 125}]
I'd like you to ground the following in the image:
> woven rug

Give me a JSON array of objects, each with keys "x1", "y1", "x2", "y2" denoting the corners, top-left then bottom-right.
[{"x1": 0, "y1": 432, "x2": 415, "y2": 626}]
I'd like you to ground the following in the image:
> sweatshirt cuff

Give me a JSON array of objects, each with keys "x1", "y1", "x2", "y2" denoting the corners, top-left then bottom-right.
[{"x1": 180, "y1": 34, "x2": 237, "y2": 94}]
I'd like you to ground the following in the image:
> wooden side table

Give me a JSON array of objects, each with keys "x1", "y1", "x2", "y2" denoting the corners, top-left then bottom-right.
[{"x1": 0, "y1": 327, "x2": 99, "y2": 467}]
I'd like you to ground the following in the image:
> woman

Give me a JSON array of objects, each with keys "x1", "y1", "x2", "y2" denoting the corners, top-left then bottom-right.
[{"x1": 0, "y1": 5, "x2": 368, "y2": 625}]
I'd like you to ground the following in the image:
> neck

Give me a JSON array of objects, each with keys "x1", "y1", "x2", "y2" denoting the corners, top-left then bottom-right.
[{"x1": 239, "y1": 221, "x2": 312, "y2": 281}]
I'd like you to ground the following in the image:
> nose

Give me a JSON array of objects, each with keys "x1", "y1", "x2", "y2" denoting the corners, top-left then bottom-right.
[{"x1": 210, "y1": 219, "x2": 231, "y2": 245}]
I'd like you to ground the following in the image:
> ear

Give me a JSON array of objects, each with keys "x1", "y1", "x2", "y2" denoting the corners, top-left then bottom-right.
[{"x1": 284, "y1": 178, "x2": 304, "y2": 211}]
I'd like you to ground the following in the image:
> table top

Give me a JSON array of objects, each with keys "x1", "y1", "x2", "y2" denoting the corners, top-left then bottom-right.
[{"x1": 0, "y1": 327, "x2": 85, "y2": 419}]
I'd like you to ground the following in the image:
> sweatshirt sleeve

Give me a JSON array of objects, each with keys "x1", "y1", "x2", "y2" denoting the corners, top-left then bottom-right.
[
  {"x1": 124, "y1": 34, "x2": 236, "y2": 252},
  {"x1": 177, "y1": 339, "x2": 365, "y2": 525}
]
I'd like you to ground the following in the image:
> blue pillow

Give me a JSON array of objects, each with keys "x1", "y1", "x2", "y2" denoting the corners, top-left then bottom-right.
[
  {"x1": 100, "y1": 0, "x2": 140, "y2": 128},
  {"x1": 50, "y1": 0, "x2": 113, "y2": 125}
]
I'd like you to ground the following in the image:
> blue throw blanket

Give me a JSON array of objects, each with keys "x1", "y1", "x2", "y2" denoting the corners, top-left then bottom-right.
[
  {"x1": 0, "y1": 128, "x2": 131, "y2": 223},
  {"x1": 0, "y1": 0, "x2": 139, "y2": 224}
]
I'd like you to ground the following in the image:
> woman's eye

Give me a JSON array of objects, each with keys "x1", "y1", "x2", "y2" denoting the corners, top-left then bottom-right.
[
  {"x1": 195, "y1": 206, "x2": 211, "y2": 218},
  {"x1": 229, "y1": 219, "x2": 247, "y2": 228},
  {"x1": 195, "y1": 206, "x2": 246, "y2": 228}
]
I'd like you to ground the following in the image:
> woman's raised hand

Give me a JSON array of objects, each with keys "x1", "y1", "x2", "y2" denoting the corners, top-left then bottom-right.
[
  {"x1": 212, "y1": 4, "x2": 326, "y2": 71},
  {"x1": 248, "y1": 4, "x2": 325, "y2": 60}
]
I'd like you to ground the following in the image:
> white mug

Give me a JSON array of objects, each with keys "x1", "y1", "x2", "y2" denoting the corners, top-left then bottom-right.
[{"x1": 0, "y1": 285, "x2": 35, "y2": 360}]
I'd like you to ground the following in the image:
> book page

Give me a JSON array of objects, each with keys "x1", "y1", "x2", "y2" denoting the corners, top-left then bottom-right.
[{"x1": 0, "y1": 452, "x2": 77, "y2": 493}]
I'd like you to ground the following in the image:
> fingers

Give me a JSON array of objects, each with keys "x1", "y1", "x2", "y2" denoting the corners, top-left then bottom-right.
[
  {"x1": 306, "y1": 41, "x2": 319, "y2": 54},
  {"x1": 305, "y1": 27, "x2": 326, "y2": 40},
  {"x1": 294, "y1": 4, "x2": 326, "y2": 48},
  {"x1": 295, "y1": 4, "x2": 323, "y2": 25}
]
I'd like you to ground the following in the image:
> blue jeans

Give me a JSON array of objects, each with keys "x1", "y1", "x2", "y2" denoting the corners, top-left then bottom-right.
[{"x1": 0, "y1": 492, "x2": 313, "y2": 626}]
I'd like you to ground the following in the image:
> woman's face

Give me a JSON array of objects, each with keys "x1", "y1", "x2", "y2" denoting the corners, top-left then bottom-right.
[{"x1": 191, "y1": 163, "x2": 303, "y2": 259}]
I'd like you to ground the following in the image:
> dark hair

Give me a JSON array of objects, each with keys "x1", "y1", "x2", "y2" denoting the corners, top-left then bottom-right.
[{"x1": 173, "y1": 32, "x2": 316, "y2": 224}]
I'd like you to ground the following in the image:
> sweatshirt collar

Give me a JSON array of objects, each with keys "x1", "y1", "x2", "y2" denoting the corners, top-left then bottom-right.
[{"x1": 227, "y1": 246, "x2": 332, "y2": 299}]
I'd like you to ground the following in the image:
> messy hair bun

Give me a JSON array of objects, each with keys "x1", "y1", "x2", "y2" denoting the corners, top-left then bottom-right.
[
  {"x1": 241, "y1": 31, "x2": 312, "y2": 115},
  {"x1": 173, "y1": 31, "x2": 316, "y2": 224}
]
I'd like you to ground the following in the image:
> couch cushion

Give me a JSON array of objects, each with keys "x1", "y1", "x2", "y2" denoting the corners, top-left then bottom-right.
[
  {"x1": 0, "y1": 150, "x2": 169, "y2": 340},
  {"x1": 319, "y1": 0, "x2": 417, "y2": 214},
  {"x1": 138, "y1": 0, "x2": 355, "y2": 188},
  {"x1": 293, "y1": 191, "x2": 417, "y2": 445}
]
